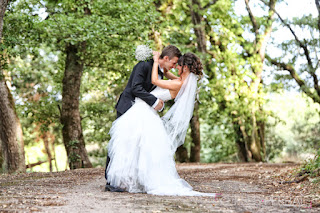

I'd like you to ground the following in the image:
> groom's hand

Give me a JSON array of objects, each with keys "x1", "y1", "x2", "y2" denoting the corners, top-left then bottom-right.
[{"x1": 154, "y1": 99, "x2": 164, "y2": 111}]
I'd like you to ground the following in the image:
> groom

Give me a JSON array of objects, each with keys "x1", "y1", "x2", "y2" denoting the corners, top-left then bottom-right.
[{"x1": 105, "y1": 45, "x2": 182, "y2": 192}]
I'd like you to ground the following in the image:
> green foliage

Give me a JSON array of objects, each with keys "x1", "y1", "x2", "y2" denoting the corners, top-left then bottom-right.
[
  {"x1": 299, "y1": 149, "x2": 320, "y2": 177},
  {"x1": 68, "y1": 153, "x2": 81, "y2": 164},
  {"x1": 201, "y1": 123, "x2": 238, "y2": 162},
  {"x1": 3, "y1": 0, "x2": 319, "y2": 170},
  {"x1": 292, "y1": 113, "x2": 320, "y2": 152},
  {"x1": 157, "y1": 0, "x2": 252, "y2": 162},
  {"x1": 264, "y1": 114, "x2": 286, "y2": 161},
  {"x1": 3, "y1": 0, "x2": 159, "y2": 169},
  {"x1": 265, "y1": 92, "x2": 320, "y2": 161},
  {"x1": 68, "y1": 140, "x2": 80, "y2": 147},
  {"x1": 266, "y1": 7, "x2": 320, "y2": 104}
]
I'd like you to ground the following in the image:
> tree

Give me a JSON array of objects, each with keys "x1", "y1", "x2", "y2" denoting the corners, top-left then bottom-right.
[
  {"x1": 188, "y1": 0, "x2": 220, "y2": 162},
  {"x1": 60, "y1": 38, "x2": 93, "y2": 169},
  {"x1": 7, "y1": 0, "x2": 160, "y2": 169},
  {"x1": 33, "y1": 0, "x2": 93, "y2": 169},
  {"x1": 155, "y1": 0, "x2": 252, "y2": 162},
  {"x1": 265, "y1": 0, "x2": 320, "y2": 106},
  {"x1": 0, "y1": 0, "x2": 26, "y2": 173},
  {"x1": 233, "y1": 0, "x2": 276, "y2": 161}
]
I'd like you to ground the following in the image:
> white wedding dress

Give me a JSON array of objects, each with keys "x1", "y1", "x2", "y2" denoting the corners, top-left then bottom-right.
[{"x1": 107, "y1": 86, "x2": 216, "y2": 196}]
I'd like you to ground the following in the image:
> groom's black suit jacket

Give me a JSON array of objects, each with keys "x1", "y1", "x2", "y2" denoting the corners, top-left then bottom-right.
[{"x1": 115, "y1": 59, "x2": 163, "y2": 115}]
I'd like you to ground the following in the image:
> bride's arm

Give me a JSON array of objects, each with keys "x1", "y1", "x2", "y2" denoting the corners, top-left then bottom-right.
[
  {"x1": 164, "y1": 71, "x2": 179, "y2": 80},
  {"x1": 152, "y1": 52, "x2": 182, "y2": 90}
]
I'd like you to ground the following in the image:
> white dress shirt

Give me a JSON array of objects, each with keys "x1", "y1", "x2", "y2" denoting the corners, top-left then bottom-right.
[{"x1": 152, "y1": 65, "x2": 165, "y2": 111}]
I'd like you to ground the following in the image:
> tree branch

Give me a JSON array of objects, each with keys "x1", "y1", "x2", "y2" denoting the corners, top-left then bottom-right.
[
  {"x1": 258, "y1": 0, "x2": 276, "y2": 61},
  {"x1": 266, "y1": 55, "x2": 320, "y2": 104},
  {"x1": 260, "y1": 0, "x2": 312, "y2": 66},
  {"x1": 245, "y1": 0, "x2": 259, "y2": 44},
  {"x1": 260, "y1": 0, "x2": 320, "y2": 97},
  {"x1": 26, "y1": 159, "x2": 54, "y2": 169},
  {"x1": 315, "y1": 0, "x2": 320, "y2": 30},
  {"x1": 311, "y1": 72, "x2": 320, "y2": 97}
]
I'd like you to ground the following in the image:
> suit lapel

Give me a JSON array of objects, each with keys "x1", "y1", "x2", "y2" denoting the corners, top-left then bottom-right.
[{"x1": 150, "y1": 60, "x2": 164, "y2": 91}]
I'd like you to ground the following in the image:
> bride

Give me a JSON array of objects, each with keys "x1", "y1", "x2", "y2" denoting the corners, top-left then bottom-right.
[{"x1": 106, "y1": 51, "x2": 218, "y2": 196}]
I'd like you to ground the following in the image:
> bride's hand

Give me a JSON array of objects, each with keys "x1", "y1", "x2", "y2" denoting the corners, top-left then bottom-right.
[{"x1": 153, "y1": 51, "x2": 160, "y2": 62}]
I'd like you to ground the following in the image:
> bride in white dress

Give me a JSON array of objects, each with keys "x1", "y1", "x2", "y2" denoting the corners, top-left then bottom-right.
[{"x1": 106, "y1": 52, "x2": 218, "y2": 197}]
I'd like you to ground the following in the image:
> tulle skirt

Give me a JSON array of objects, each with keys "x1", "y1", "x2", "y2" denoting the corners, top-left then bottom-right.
[{"x1": 107, "y1": 99, "x2": 216, "y2": 196}]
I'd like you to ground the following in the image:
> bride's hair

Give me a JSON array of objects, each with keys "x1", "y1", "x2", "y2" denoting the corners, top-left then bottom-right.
[{"x1": 178, "y1": 53, "x2": 203, "y2": 78}]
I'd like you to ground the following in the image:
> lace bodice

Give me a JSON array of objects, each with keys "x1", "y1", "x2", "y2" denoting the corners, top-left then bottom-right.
[{"x1": 150, "y1": 87, "x2": 172, "y2": 102}]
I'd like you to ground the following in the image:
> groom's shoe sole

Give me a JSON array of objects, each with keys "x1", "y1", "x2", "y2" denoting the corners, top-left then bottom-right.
[{"x1": 105, "y1": 184, "x2": 125, "y2": 192}]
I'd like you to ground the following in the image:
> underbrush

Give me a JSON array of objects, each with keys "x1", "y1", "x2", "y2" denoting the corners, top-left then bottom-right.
[{"x1": 299, "y1": 149, "x2": 320, "y2": 183}]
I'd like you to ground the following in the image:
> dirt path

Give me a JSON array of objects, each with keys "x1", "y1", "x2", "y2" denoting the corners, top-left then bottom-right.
[{"x1": 1, "y1": 163, "x2": 319, "y2": 212}]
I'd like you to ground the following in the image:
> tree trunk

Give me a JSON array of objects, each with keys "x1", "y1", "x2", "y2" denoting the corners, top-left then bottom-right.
[
  {"x1": 0, "y1": 143, "x2": 3, "y2": 171},
  {"x1": 190, "y1": 102, "x2": 201, "y2": 162},
  {"x1": 0, "y1": 0, "x2": 26, "y2": 173},
  {"x1": 258, "y1": 120, "x2": 266, "y2": 159},
  {"x1": 233, "y1": 118, "x2": 250, "y2": 162},
  {"x1": 0, "y1": 0, "x2": 8, "y2": 39},
  {"x1": 316, "y1": 0, "x2": 320, "y2": 31},
  {"x1": 243, "y1": 0, "x2": 276, "y2": 162},
  {"x1": 249, "y1": 110, "x2": 263, "y2": 161},
  {"x1": 41, "y1": 131, "x2": 53, "y2": 172},
  {"x1": 0, "y1": 81, "x2": 26, "y2": 173},
  {"x1": 189, "y1": 0, "x2": 212, "y2": 162},
  {"x1": 175, "y1": 145, "x2": 189, "y2": 162},
  {"x1": 61, "y1": 43, "x2": 92, "y2": 170}
]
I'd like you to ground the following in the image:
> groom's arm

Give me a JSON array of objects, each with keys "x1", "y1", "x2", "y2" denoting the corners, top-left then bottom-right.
[{"x1": 131, "y1": 62, "x2": 159, "y2": 107}]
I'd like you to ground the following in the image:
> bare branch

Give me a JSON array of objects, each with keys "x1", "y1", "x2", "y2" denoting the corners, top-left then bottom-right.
[
  {"x1": 258, "y1": 0, "x2": 276, "y2": 61},
  {"x1": 245, "y1": 0, "x2": 259, "y2": 43},
  {"x1": 260, "y1": 0, "x2": 312, "y2": 66},
  {"x1": 260, "y1": 0, "x2": 319, "y2": 96},
  {"x1": 26, "y1": 160, "x2": 54, "y2": 169},
  {"x1": 266, "y1": 55, "x2": 320, "y2": 104},
  {"x1": 311, "y1": 71, "x2": 320, "y2": 97}
]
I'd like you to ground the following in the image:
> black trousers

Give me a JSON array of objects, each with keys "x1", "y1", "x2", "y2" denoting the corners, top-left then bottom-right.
[{"x1": 105, "y1": 111, "x2": 123, "y2": 182}]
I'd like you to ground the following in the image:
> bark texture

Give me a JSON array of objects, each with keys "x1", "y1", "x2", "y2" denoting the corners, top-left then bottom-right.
[
  {"x1": 241, "y1": 0, "x2": 276, "y2": 162},
  {"x1": 190, "y1": 103, "x2": 201, "y2": 162},
  {"x1": 0, "y1": 0, "x2": 8, "y2": 39},
  {"x1": 188, "y1": 0, "x2": 210, "y2": 162},
  {"x1": 233, "y1": 118, "x2": 250, "y2": 162},
  {"x1": 0, "y1": 0, "x2": 26, "y2": 173},
  {"x1": 0, "y1": 81, "x2": 26, "y2": 173},
  {"x1": 61, "y1": 43, "x2": 92, "y2": 169}
]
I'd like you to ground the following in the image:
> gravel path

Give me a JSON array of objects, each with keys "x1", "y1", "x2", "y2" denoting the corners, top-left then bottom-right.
[{"x1": 1, "y1": 163, "x2": 319, "y2": 212}]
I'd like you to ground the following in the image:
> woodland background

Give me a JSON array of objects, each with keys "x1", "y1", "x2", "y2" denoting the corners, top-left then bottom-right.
[{"x1": 0, "y1": 0, "x2": 319, "y2": 173}]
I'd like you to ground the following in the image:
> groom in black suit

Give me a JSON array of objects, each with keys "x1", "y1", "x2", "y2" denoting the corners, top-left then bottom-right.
[{"x1": 105, "y1": 45, "x2": 181, "y2": 192}]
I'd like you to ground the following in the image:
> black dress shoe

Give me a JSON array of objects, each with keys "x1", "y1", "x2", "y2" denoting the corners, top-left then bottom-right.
[{"x1": 105, "y1": 184, "x2": 125, "y2": 192}]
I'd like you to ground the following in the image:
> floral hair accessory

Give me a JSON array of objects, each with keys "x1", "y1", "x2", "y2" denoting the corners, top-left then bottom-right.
[{"x1": 135, "y1": 45, "x2": 153, "y2": 61}]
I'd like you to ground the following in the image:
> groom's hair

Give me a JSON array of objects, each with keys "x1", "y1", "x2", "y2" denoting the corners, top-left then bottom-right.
[{"x1": 160, "y1": 45, "x2": 182, "y2": 60}]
